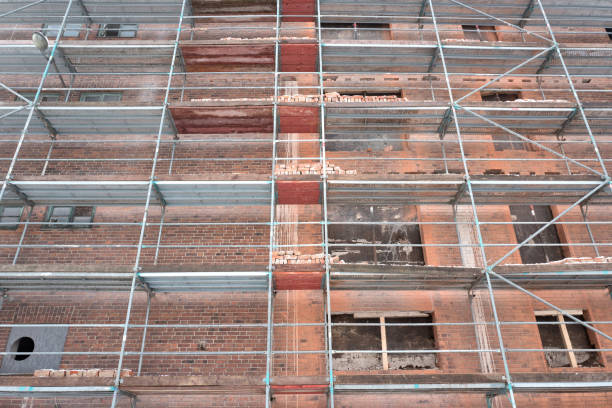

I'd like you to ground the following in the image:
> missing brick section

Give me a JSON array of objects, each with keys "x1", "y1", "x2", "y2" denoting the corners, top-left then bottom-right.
[
  {"x1": 536, "y1": 313, "x2": 602, "y2": 368},
  {"x1": 328, "y1": 205, "x2": 424, "y2": 265},
  {"x1": 332, "y1": 313, "x2": 436, "y2": 371}
]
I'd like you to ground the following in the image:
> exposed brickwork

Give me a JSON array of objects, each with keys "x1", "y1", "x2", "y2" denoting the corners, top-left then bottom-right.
[
  {"x1": 331, "y1": 290, "x2": 481, "y2": 375},
  {"x1": 0, "y1": 10, "x2": 611, "y2": 408},
  {"x1": 418, "y1": 205, "x2": 463, "y2": 266},
  {"x1": 273, "y1": 267, "x2": 324, "y2": 290},
  {"x1": 278, "y1": 106, "x2": 320, "y2": 133},
  {"x1": 276, "y1": 180, "x2": 320, "y2": 205},
  {"x1": 0, "y1": 291, "x2": 268, "y2": 376},
  {"x1": 280, "y1": 43, "x2": 318, "y2": 73},
  {"x1": 281, "y1": 0, "x2": 316, "y2": 23}
]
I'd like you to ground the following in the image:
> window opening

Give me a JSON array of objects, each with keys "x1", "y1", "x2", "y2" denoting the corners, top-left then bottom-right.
[
  {"x1": 510, "y1": 205, "x2": 564, "y2": 264},
  {"x1": 45, "y1": 206, "x2": 95, "y2": 228},
  {"x1": 79, "y1": 92, "x2": 123, "y2": 102},
  {"x1": 321, "y1": 22, "x2": 391, "y2": 40},
  {"x1": 328, "y1": 205, "x2": 424, "y2": 264},
  {"x1": 98, "y1": 23, "x2": 138, "y2": 38},
  {"x1": 462, "y1": 24, "x2": 498, "y2": 41},
  {"x1": 0, "y1": 206, "x2": 23, "y2": 229},
  {"x1": 43, "y1": 23, "x2": 81, "y2": 38},
  {"x1": 332, "y1": 312, "x2": 436, "y2": 371},
  {"x1": 535, "y1": 310, "x2": 602, "y2": 368},
  {"x1": 16, "y1": 93, "x2": 61, "y2": 102},
  {"x1": 481, "y1": 91, "x2": 521, "y2": 102}
]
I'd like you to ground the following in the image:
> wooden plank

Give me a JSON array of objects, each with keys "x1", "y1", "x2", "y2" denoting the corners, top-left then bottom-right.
[
  {"x1": 534, "y1": 309, "x2": 582, "y2": 316},
  {"x1": 336, "y1": 373, "x2": 503, "y2": 385},
  {"x1": 354, "y1": 311, "x2": 430, "y2": 319},
  {"x1": 380, "y1": 316, "x2": 389, "y2": 370},
  {"x1": 557, "y1": 314, "x2": 578, "y2": 368},
  {"x1": 0, "y1": 377, "x2": 114, "y2": 387}
]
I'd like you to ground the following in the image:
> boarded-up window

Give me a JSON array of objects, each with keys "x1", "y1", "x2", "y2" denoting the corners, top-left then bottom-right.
[
  {"x1": 332, "y1": 312, "x2": 436, "y2": 371},
  {"x1": 509, "y1": 205, "x2": 564, "y2": 264},
  {"x1": 536, "y1": 310, "x2": 602, "y2": 368}
]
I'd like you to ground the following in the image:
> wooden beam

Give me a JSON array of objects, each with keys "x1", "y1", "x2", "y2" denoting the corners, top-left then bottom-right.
[
  {"x1": 380, "y1": 316, "x2": 389, "y2": 370},
  {"x1": 354, "y1": 311, "x2": 430, "y2": 319},
  {"x1": 534, "y1": 309, "x2": 582, "y2": 316},
  {"x1": 557, "y1": 314, "x2": 578, "y2": 368}
]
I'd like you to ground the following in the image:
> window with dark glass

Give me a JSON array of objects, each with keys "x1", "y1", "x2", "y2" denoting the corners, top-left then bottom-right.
[
  {"x1": 16, "y1": 93, "x2": 61, "y2": 103},
  {"x1": 44, "y1": 206, "x2": 94, "y2": 228},
  {"x1": 43, "y1": 23, "x2": 81, "y2": 38},
  {"x1": 0, "y1": 206, "x2": 23, "y2": 229},
  {"x1": 79, "y1": 92, "x2": 122, "y2": 102},
  {"x1": 98, "y1": 23, "x2": 138, "y2": 38}
]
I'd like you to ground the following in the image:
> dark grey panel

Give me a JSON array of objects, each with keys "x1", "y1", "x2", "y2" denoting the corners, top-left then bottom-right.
[{"x1": 0, "y1": 326, "x2": 68, "y2": 374}]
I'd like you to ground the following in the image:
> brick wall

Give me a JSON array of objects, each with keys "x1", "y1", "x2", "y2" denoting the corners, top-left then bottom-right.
[
  {"x1": 331, "y1": 290, "x2": 482, "y2": 375},
  {"x1": 1, "y1": 13, "x2": 611, "y2": 408},
  {"x1": 330, "y1": 288, "x2": 612, "y2": 386},
  {"x1": 336, "y1": 392, "x2": 612, "y2": 408},
  {"x1": 0, "y1": 291, "x2": 268, "y2": 377},
  {"x1": 418, "y1": 205, "x2": 463, "y2": 266},
  {"x1": 0, "y1": 205, "x2": 270, "y2": 266},
  {"x1": 272, "y1": 290, "x2": 326, "y2": 377},
  {"x1": 493, "y1": 288, "x2": 612, "y2": 373}
]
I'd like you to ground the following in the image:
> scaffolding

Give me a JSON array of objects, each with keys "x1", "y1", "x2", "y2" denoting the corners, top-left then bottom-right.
[{"x1": 0, "y1": 0, "x2": 611, "y2": 407}]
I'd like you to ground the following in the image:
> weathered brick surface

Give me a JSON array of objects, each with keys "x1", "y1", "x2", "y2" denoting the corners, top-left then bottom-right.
[
  {"x1": 0, "y1": 15, "x2": 611, "y2": 408},
  {"x1": 331, "y1": 290, "x2": 482, "y2": 375},
  {"x1": 418, "y1": 205, "x2": 463, "y2": 266},
  {"x1": 336, "y1": 392, "x2": 612, "y2": 407},
  {"x1": 0, "y1": 395, "x2": 268, "y2": 408},
  {"x1": 0, "y1": 205, "x2": 270, "y2": 266},
  {"x1": 273, "y1": 290, "x2": 326, "y2": 377},
  {"x1": 0, "y1": 291, "x2": 268, "y2": 376},
  {"x1": 280, "y1": 43, "x2": 318, "y2": 73},
  {"x1": 276, "y1": 180, "x2": 320, "y2": 205},
  {"x1": 281, "y1": 0, "x2": 316, "y2": 22},
  {"x1": 487, "y1": 288, "x2": 612, "y2": 374}
]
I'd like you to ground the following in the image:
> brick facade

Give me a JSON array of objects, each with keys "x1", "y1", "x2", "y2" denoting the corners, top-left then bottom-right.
[{"x1": 0, "y1": 1, "x2": 611, "y2": 407}]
